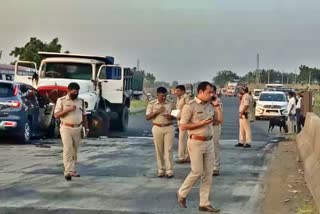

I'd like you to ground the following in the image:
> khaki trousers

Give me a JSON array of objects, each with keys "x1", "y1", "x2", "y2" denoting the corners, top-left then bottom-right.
[
  {"x1": 152, "y1": 125, "x2": 174, "y2": 175},
  {"x1": 239, "y1": 118, "x2": 252, "y2": 144},
  {"x1": 60, "y1": 126, "x2": 82, "y2": 174},
  {"x1": 212, "y1": 125, "x2": 221, "y2": 171},
  {"x1": 178, "y1": 139, "x2": 214, "y2": 206},
  {"x1": 287, "y1": 116, "x2": 296, "y2": 134},
  {"x1": 178, "y1": 126, "x2": 189, "y2": 161}
]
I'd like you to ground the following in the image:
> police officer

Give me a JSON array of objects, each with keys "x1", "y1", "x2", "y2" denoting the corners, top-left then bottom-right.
[
  {"x1": 177, "y1": 81, "x2": 220, "y2": 213},
  {"x1": 146, "y1": 87, "x2": 175, "y2": 178},
  {"x1": 54, "y1": 82, "x2": 89, "y2": 181},
  {"x1": 212, "y1": 85, "x2": 223, "y2": 176},
  {"x1": 175, "y1": 85, "x2": 190, "y2": 164},
  {"x1": 235, "y1": 86, "x2": 252, "y2": 148}
]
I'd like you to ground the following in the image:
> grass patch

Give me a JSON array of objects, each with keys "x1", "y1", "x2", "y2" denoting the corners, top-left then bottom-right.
[
  {"x1": 130, "y1": 99, "x2": 147, "y2": 109},
  {"x1": 315, "y1": 94, "x2": 320, "y2": 117},
  {"x1": 296, "y1": 204, "x2": 318, "y2": 214}
]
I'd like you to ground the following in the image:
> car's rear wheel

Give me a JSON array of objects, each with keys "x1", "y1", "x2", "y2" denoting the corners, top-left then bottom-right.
[{"x1": 18, "y1": 121, "x2": 31, "y2": 144}]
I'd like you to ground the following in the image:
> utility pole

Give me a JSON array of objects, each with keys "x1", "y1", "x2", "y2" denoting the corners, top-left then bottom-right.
[
  {"x1": 137, "y1": 59, "x2": 140, "y2": 71},
  {"x1": 295, "y1": 69, "x2": 297, "y2": 84},
  {"x1": 267, "y1": 70, "x2": 270, "y2": 84},
  {"x1": 281, "y1": 70, "x2": 284, "y2": 84},
  {"x1": 256, "y1": 53, "x2": 260, "y2": 84}
]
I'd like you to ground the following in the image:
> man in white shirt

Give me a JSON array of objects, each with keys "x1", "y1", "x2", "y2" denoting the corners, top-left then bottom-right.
[{"x1": 287, "y1": 91, "x2": 296, "y2": 134}]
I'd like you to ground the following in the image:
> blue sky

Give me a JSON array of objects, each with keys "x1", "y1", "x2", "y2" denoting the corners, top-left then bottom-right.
[{"x1": 1, "y1": 0, "x2": 320, "y2": 83}]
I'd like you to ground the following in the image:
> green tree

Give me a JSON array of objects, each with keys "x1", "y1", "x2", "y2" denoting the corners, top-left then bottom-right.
[
  {"x1": 213, "y1": 70, "x2": 239, "y2": 87},
  {"x1": 172, "y1": 81, "x2": 179, "y2": 87},
  {"x1": 10, "y1": 37, "x2": 62, "y2": 67},
  {"x1": 145, "y1": 73, "x2": 156, "y2": 85}
]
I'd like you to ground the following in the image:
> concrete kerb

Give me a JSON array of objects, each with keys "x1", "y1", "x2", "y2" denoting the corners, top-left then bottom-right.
[{"x1": 296, "y1": 112, "x2": 320, "y2": 212}]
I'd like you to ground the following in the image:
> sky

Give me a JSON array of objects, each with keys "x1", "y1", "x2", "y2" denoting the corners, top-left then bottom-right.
[{"x1": 1, "y1": 0, "x2": 320, "y2": 83}]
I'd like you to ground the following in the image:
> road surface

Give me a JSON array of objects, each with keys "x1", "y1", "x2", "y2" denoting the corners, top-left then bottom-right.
[{"x1": 0, "y1": 97, "x2": 282, "y2": 214}]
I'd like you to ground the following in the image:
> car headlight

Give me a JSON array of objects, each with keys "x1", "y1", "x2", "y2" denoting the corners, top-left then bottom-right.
[{"x1": 256, "y1": 103, "x2": 263, "y2": 108}]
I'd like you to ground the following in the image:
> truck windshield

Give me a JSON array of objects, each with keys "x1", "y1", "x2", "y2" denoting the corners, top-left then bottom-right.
[
  {"x1": 41, "y1": 62, "x2": 92, "y2": 80},
  {"x1": 259, "y1": 93, "x2": 286, "y2": 102}
]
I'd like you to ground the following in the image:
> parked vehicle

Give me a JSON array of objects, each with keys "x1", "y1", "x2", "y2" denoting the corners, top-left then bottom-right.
[
  {"x1": 14, "y1": 52, "x2": 133, "y2": 137},
  {"x1": 226, "y1": 82, "x2": 238, "y2": 97},
  {"x1": 253, "y1": 89, "x2": 262, "y2": 101},
  {"x1": 255, "y1": 91, "x2": 288, "y2": 120},
  {"x1": 0, "y1": 80, "x2": 54, "y2": 143}
]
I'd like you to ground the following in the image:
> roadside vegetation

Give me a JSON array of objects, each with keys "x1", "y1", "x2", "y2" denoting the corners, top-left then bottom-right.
[
  {"x1": 130, "y1": 99, "x2": 147, "y2": 109},
  {"x1": 314, "y1": 93, "x2": 320, "y2": 117}
]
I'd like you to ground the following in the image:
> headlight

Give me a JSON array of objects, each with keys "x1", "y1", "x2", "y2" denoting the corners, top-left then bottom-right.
[{"x1": 256, "y1": 103, "x2": 263, "y2": 108}]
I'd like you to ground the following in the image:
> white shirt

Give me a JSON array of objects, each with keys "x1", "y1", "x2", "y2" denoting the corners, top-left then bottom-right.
[
  {"x1": 287, "y1": 97, "x2": 296, "y2": 115},
  {"x1": 296, "y1": 97, "x2": 302, "y2": 109}
]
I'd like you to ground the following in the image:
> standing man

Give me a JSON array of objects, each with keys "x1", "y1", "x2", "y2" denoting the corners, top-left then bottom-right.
[
  {"x1": 175, "y1": 85, "x2": 190, "y2": 164},
  {"x1": 54, "y1": 82, "x2": 89, "y2": 181},
  {"x1": 177, "y1": 81, "x2": 221, "y2": 213},
  {"x1": 235, "y1": 86, "x2": 252, "y2": 148},
  {"x1": 296, "y1": 91, "x2": 303, "y2": 133},
  {"x1": 212, "y1": 85, "x2": 223, "y2": 176},
  {"x1": 146, "y1": 87, "x2": 175, "y2": 178},
  {"x1": 248, "y1": 91, "x2": 255, "y2": 122},
  {"x1": 287, "y1": 91, "x2": 297, "y2": 134}
]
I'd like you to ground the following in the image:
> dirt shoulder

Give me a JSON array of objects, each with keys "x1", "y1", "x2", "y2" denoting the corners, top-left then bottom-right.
[{"x1": 261, "y1": 141, "x2": 318, "y2": 214}]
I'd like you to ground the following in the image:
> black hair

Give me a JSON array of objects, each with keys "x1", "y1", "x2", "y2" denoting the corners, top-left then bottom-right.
[
  {"x1": 176, "y1": 85, "x2": 186, "y2": 91},
  {"x1": 157, "y1": 87, "x2": 167, "y2": 94},
  {"x1": 288, "y1": 90, "x2": 295, "y2": 97},
  {"x1": 68, "y1": 82, "x2": 80, "y2": 90},
  {"x1": 197, "y1": 81, "x2": 213, "y2": 93},
  {"x1": 241, "y1": 86, "x2": 249, "y2": 93},
  {"x1": 212, "y1": 85, "x2": 217, "y2": 92}
]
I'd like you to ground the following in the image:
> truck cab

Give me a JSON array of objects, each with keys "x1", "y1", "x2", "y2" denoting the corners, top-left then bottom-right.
[{"x1": 14, "y1": 52, "x2": 131, "y2": 137}]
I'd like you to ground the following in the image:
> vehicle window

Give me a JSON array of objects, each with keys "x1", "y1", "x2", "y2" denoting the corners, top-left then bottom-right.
[
  {"x1": 41, "y1": 62, "x2": 92, "y2": 80},
  {"x1": 254, "y1": 91, "x2": 260, "y2": 96},
  {"x1": 0, "y1": 83, "x2": 14, "y2": 97},
  {"x1": 99, "y1": 66, "x2": 122, "y2": 80},
  {"x1": 259, "y1": 93, "x2": 286, "y2": 102}
]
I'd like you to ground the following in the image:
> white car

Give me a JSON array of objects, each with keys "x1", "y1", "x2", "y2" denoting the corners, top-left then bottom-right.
[
  {"x1": 255, "y1": 91, "x2": 288, "y2": 120},
  {"x1": 253, "y1": 89, "x2": 262, "y2": 101}
]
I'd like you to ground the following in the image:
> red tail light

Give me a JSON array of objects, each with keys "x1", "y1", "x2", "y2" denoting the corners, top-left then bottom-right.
[
  {"x1": 8, "y1": 101, "x2": 21, "y2": 108},
  {"x1": 4, "y1": 121, "x2": 17, "y2": 127}
]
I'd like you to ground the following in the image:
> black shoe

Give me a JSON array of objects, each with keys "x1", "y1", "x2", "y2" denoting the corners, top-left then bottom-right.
[
  {"x1": 176, "y1": 192, "x2": 187, "y2": 208},
  {"x1": 175, "y1": 159, "x2": 185, "y2": 164},
  {"x1": 212, "y1": 170, "x2": 220, "y2": 176},
  {"x1": 244, "y1": 144, "x2": 251, "y2": 148},
  {"x1": 235, "y1": 143, "x2": 244, "y2": 147},
  {"x1": 64, "y1": 173, "x2": 72, "y2": 181},
  {"x1": 167, "y1": 174, "x2": 174, "y2": 179},
  {"x1": 157, "y1": 173, "x2": 165, "y2": 178},
  {"x1": 199, "y1": 205, "x2": 220, "y2": 212}
]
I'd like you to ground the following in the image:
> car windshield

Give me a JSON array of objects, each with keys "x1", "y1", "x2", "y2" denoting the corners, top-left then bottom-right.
[
  {"x1": 259, "y1": 93, "x2": 286, "y2": 102},
  {"x1": 41, "y1": 62, "x2": 92, "y2": 80},
  {"x1": 0, "y1": 83, "x2": 14, "y2": 97}
]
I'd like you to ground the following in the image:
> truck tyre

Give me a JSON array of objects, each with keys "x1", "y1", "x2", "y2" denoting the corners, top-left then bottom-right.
[{"x1": 111, "y1": 106, "x2": 128, "y2": 131}]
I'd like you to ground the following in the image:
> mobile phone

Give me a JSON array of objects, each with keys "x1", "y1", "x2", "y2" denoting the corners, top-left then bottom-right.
[{"x1": 211, "y1": 95, "x2": 217, "y2": 101}]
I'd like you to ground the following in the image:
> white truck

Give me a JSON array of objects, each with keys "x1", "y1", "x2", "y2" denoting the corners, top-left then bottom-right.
[{"x1": 14, "y1": 52, "x2": 132, "y2": 137}]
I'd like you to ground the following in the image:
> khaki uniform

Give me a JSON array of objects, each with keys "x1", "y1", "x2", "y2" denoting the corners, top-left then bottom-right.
[
  {"x1": 239, "y1": 93, "x2": 252, "y2": 144},
  {"x1": 146, "y1": 99, "x2": 175, "y2": 175},
  {"x1": 176, "y1": 93, "x2": 190, "y2": 161},
  {"x1": 178, "y1": 97, "x2": 215, "y2": 207},
  {"x1": 213, "y1": 98, "x2": 223, "y2": 171},
  {"x1": 55, "y1": 95, "x2": 86, "y2": 175}
]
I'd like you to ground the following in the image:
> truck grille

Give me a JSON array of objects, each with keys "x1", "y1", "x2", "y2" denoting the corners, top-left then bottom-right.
[{"x1": 263, "y1": 105, "x2": 281, "y2": 109}]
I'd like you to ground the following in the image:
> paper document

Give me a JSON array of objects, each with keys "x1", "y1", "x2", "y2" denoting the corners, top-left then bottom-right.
[{"x1": 170, "y1": 109, "x2": 180, "y2": 118}]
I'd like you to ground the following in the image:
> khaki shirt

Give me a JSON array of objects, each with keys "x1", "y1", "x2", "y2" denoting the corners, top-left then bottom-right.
[
  {"x1": 239, "y1": 93, "x2": 250, "y2": 113},
  {"x1": 180, "y1": 97, "x2": 214, "y2": 137},
  {"x1": 176, "y1": 93, "x2": 190, "y2": 119},
  {"x1": 54, "y1": 95, "x2": 86, "y2": 124},
  {"x1": 146, "y1": 99, "x2": 174, "y2": 125}
]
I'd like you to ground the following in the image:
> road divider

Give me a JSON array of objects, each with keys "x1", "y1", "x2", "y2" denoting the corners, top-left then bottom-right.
[{"x1": 296, "y1": 112, "x2": 320, "y2": 212}]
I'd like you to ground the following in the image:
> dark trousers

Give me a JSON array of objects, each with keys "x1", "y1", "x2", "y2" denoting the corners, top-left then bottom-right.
[{"x1": 296, "y1": 109, "x2": 304, "y2": 133}]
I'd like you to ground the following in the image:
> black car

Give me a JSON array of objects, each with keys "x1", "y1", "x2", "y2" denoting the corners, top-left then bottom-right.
[{"x1": 0, "y1": 80, "x2": 54, "y2": 143}]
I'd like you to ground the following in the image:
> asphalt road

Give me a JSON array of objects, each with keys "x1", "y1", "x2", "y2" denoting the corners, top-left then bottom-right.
[{"x1": 0, "y1": 97, "x2": 282, "y2": 214}]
